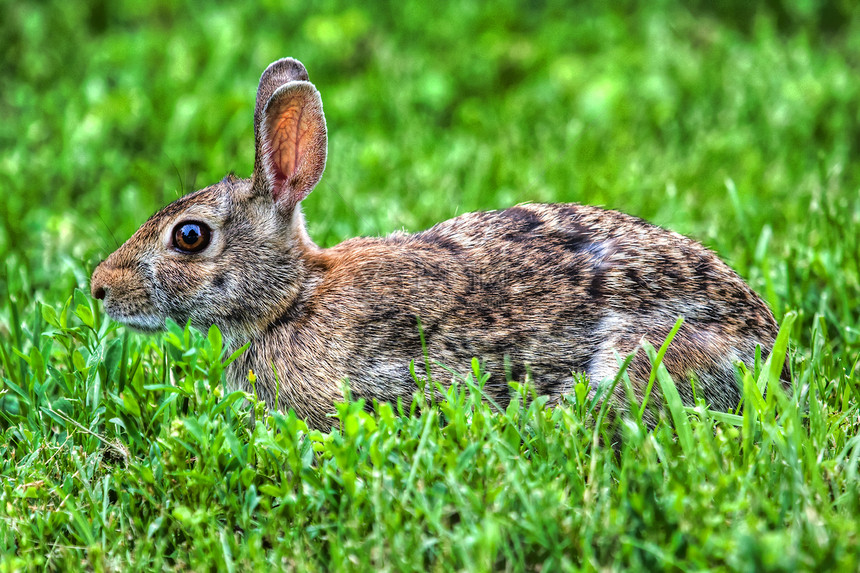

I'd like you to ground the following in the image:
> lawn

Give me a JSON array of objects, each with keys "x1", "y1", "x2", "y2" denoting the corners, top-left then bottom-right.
[{"x1": 1, "y1": 0, "x2": 859, "y2": 570}]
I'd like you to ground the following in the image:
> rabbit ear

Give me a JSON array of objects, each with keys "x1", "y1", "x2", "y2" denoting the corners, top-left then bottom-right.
[{"x1": 252, "y1": 60, "x2": 327, "y2": 210}]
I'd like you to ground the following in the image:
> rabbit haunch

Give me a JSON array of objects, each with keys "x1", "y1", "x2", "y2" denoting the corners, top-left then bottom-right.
[{"x1": 90, "y1": 58, "x2": 784, "y2": 430}]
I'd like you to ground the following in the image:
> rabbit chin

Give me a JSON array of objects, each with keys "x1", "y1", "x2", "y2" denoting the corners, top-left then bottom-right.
[{"x1": 110, "y1": 313, "x2": 165, "y2": 333}]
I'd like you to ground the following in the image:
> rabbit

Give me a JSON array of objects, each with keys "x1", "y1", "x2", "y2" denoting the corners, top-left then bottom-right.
[{"x1": 90, "y1": 57, "x2": 788, "y2": 431}]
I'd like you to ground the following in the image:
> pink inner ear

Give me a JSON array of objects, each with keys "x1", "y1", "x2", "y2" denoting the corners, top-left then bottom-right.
[{"x1": 266, "y1": 95, "x2": 311, "y2": 203}]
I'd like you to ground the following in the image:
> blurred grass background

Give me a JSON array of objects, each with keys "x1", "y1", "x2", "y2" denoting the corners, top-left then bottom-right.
[
  {"x1": 2, "y1": 0, "x2": 859, "y2": 355},
  {"x1": 2, "y1": 0, "x2": 860, "y2": 569}
]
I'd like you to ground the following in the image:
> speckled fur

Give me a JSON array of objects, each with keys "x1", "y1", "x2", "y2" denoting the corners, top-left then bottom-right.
[{"x1": 91, "y1": 58, "x2": 785, "y2": 430}]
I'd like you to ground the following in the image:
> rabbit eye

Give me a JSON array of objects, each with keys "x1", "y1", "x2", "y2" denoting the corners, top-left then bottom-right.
[{"x1": 172, "y1": 221, "x2": 211, "y2": 253}]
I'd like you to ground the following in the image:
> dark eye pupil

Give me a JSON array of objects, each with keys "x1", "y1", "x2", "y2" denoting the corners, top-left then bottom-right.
[{"x1": 181, "y1": 225, "x2": 200, "y2": 244}]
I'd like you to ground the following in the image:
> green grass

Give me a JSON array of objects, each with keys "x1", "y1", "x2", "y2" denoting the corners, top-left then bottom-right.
[{"x1": 2, "y1": 0, "x2": 859, "y2": 570}]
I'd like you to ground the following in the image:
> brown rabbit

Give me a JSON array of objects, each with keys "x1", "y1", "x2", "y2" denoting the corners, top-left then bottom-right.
[{"x1": 91, "y1": 57, "x2": 786, "y2": 430}]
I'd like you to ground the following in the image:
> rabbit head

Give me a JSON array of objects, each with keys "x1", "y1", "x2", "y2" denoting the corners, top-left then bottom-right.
[{"x1": 90, "y1": 58, "x2": 327, "y2": 342}]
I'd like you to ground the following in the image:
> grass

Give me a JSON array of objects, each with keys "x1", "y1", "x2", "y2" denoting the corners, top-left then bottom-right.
[{"x1": 1, "y1": 0, "x2": 859, "y2": 570}]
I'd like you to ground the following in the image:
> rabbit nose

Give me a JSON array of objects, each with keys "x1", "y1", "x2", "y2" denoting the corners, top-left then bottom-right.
[{"x1": 91, "y1": 263, "x2": 109, "y2": 300}]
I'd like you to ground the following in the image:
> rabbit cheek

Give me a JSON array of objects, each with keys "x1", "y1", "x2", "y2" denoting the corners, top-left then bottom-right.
[{"x1": 151, "y1": 261, "x2": 209, "y2": 317}]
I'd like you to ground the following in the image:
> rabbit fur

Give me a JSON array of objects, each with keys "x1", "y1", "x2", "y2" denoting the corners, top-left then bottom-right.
[{"x1": 90, "y1": 58, "x2": 786, "y2": 430}]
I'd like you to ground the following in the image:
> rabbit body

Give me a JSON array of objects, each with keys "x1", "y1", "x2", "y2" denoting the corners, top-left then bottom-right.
[{"x1": 91, "y1": 58, "x2": 783, "y2": 430}]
